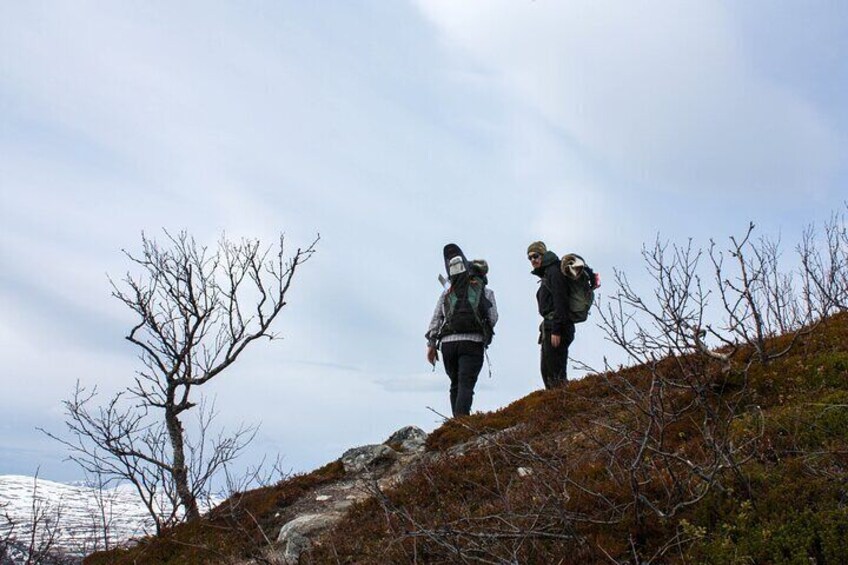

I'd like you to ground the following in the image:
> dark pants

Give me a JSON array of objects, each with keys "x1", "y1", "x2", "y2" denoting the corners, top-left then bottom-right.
[
  {"x1": 441, "y1": 340, "x2": 484, "y2": 417},
  {"x1": 540, "y1": 322, "x2": 575, "y2": 390}
]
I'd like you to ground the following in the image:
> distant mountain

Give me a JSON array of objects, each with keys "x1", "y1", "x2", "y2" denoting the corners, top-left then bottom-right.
[{"x1": 0, "y1": 474, "x2": 155, "y2": 562}]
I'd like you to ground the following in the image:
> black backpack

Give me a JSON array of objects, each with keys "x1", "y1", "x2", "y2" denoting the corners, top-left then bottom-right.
[{"x1": 439, "y1": 274, "x2": 493, "y2": 344}]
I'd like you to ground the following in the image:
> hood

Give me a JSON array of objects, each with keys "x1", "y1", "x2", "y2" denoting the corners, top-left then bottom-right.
[
  {"x1": 469, "y1": 259, "x2": 489, "y2": 285},
  {"x1": 532, "y1": 251, "x2": 560, "y2": 277}
]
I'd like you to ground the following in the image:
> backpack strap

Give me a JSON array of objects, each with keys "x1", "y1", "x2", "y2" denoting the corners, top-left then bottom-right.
[{"x1": 468, "y1": 277, "x2": 494, "y2": 347}]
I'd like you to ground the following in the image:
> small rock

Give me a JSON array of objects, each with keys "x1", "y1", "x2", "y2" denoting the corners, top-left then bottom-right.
[
  {"x1": 315, "y1": 494, "x2": 331, "y2": 502},
  {"x1": 517, "y1": 467, "x2": 533, "y2": 478},
  {"x1": 385, "y1": 426, "x2": 428, "y2": 452}
]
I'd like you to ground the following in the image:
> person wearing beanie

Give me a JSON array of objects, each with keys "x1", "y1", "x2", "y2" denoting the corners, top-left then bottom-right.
[
  {"x1": 527, "y1": 241, "x2": 547, "y2": 257},
  {"x1": 426, "y1": 246, "x2": 498, "y2": 417},
  {"x1": 528, "y1": 240, "x2": 575, "y2": 389}
]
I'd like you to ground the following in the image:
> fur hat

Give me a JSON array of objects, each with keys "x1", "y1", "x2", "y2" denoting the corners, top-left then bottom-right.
[
  {"x1": 470, "y1": 259, "x2": 489, "y2": 276},
  {"x1": 527, "y1": 241, "x2": 547, "y2": 257},
  {"x1": 561, "y1": 253, "x2": 585, "y2": 280}
]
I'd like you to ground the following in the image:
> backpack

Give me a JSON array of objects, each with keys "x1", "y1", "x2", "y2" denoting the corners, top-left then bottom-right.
[
  {"x1": 561, "y1": 253, "x2": 600, "y2": 323},
  {"x1": 439, "y1": 274, "x2": 494, "y2": 344}
]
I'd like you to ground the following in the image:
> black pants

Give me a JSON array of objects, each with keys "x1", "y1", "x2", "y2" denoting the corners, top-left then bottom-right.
[
  {"x1": 540, "y1": 322, "x2": 575, "y2": 390},
  {"x1": 441, "y1": 340, "x2": 484, "y2": 417}
]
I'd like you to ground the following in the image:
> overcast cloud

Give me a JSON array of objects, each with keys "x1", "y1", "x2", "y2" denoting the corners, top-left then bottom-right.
[{"x1": 1, "y1": 1, "x2": 846, "y2": 481}]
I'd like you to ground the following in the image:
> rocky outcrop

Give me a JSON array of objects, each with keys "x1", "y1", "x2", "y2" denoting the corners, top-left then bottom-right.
[
  {"x1": 241, "y1": 423, "x2": 537, "y2": 564},
  {"x1": 209, "y1": 421, "x2": 530, "y2": 564},
  {"x1": 263, "y1": 425, "x2": 429, "y2": 564}
]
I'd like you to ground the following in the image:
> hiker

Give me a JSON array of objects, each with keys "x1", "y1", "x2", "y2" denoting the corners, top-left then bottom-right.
[
  {"x1": 528, "y1": 241, "x2": 574, "y2": 389},
  {"x1": 426, "y1": 246, "x2": 498, "y2": 417}
]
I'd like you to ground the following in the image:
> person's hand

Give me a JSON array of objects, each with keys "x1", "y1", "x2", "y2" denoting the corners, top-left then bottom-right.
[
  {"x1": 551, "y1": 334, "x2": 561, "y2": 348},
  {"x1": 427, "y1": 346, "x2": 439, "y2": 366}
]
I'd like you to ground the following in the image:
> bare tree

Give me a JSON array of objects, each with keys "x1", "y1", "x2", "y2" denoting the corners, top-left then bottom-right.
[{"x1": 45, "y1": 231, "x2": 317, "y2": 527}]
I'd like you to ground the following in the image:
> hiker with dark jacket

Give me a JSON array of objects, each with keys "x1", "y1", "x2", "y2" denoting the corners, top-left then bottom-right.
[
  {"x1": 426, "y1": 255, "x2": 498, "y2": 417},
  {"x1": 528, "y1": 241, "x2": 575, "y2": 389}
]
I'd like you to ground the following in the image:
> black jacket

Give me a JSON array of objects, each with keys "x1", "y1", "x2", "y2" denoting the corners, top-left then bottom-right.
[{"x1": 532, "y1": 251, "x2": 571, "y2": 335}]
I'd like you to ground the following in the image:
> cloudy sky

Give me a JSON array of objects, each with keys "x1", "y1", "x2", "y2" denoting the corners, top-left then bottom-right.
[{"x1": 1, "y1": 1, "x2": 846, "y2": 483}]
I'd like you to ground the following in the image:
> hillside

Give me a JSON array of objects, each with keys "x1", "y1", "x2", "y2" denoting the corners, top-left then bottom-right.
[{"x1": 85, "y1": 313, "x2": 848, "y2": 564}]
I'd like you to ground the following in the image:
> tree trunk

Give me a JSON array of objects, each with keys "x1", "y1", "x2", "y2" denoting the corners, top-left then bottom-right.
[{"x1": 165, "y1": 410, "x2": 201, "y2": 522}]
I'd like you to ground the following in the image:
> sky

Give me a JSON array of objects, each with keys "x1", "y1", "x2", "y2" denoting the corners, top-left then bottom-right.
[{"x1": 1, "y1": 1, "x2": 846, "y2": 483}]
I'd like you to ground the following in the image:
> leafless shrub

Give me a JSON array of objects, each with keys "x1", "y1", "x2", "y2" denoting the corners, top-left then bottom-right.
[
  {"x1": 799, "y1": 204, "x2": 848, "y2": 317},
  {"x1": 1, "y1": 500, "x2": 15, "y2": 563},
  {"x1": 707, "y1": 223, "x2": 817, "y2": 365},
  {"x1": 0, "y1": 473, "x2": 76, "y2": 565},
  {"x1": 218, "y1": 454, "x2": 290, "y2": 502},
  {"x1": 599, "y1": 222, "x2": 822, "y2": 369},
  {"x1": 74, "y1": 471, "x2": 118, "y2": 555},
  {"x1": 600, "y1": 237, "x2": 712, "y2": 364}
]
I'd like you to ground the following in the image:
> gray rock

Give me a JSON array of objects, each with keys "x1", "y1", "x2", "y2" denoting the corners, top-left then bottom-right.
[
  {"x1": 277, "y1": 513, "x2": 338, "y2": 541},
  {"x1": 341, "y1": 444, "x2": 398, "y2": 474},
  {"x1": 384, "y1": 425, "x2": 428, "y2": 452},
  {"x1": 276, "y1": 513, "x2": 341, "y2": 564}
]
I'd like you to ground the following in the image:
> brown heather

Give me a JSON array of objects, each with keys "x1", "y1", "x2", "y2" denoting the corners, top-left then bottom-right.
[{"x1": 86, "y1": 313, "x2": 848, "y2": 564}]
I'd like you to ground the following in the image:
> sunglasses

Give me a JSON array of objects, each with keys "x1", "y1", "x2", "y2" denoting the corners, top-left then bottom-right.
[{"x1": 528, "y1": 253, "x2": 541, "y2": 261}]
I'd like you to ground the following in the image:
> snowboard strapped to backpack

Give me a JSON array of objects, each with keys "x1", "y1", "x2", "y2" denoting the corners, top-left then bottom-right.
[
  {"x1": 438, "y1": 243, "x2": 494, "y2": 345},
  {"x1": 560, "y1": 253, "x2": 600, "y2": 323}
]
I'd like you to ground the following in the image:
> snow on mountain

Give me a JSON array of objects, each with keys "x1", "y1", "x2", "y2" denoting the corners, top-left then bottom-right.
[{"x1": 0, "y1": 474, "x2": 158, "y2": 559}]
